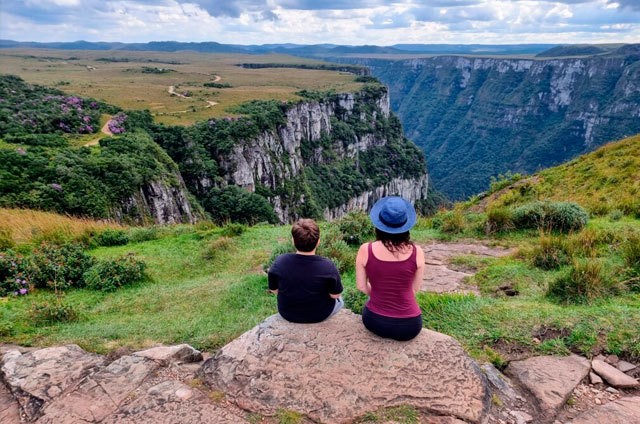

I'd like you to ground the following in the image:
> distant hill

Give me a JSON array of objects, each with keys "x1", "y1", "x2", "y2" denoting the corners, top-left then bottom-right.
[
  {"x1": 535, "y1": 44, "x2": 623, "y2": 58},
  {"x1": 472, "y1": 134, "x2": 640, "y2": 216}
]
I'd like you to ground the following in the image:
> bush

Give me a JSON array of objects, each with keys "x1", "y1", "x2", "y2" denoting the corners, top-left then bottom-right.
[
  {"x1": 433, "y1": 210, "x2": 466, "y2": 234},
  {"x1": 343, "y1": 287, "x2": 368, "y2": 314},
  {"x1": 512, "y1": 201, "x2": 588, "y2": 232},
  {"x1": 29, "y1": 300, "x2": 78, "y2": 325},
  {"x1": 548, "y1": 259, "x2": 619, "y2": 303},
  {"x1": 129, "y1": 226, "x2": 160, "y2": 243},
  {"x1": 221, "y1": 223, "x2": 247, "y2": 237},
  {"x1": 204, "y1": 186, "x2": 278, "y2": 225},
  {"x1": 530, "y1": 234, "x2": 571, "y2": 270},
  {"x1": 336, "y1": 212, "x2": 374, "y2": 245},
  {"x1": 0, "y1": 251, "x2": 31, "y2": 297},
  {"x1": 622, "y1": 234, "x2": 640, "y2": 273},
  {"x1": 263, "y1": 240, "x2": 295, "y2": 272},
  {"x1": 29, "y1": 243, "x2": 96, "y2": 289},
  {"x1": 484, "y1": 207, "x2": 514, "y2": 234},
  {"x1": 609, "y1": 209, "x2": 624, "y2": 222},
  {"x1": 202, "y1": 237, "x2": 232, "y2": 260},
  {"x1": 83, "y1": 255, "x2": 146, "y2": 292},
  {"x1": 318, "y1": 238, "x2": 355, "y2": 274},
  {"x1": 94, "y1": 229, "x2": 129, "y2": 246}
]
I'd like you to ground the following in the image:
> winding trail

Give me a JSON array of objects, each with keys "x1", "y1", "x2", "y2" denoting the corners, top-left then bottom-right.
[
  {"x1": 83, "y1": 118, "x2": 113, "y2": 147},
  {"x1": 168, "y1": 83, "x2": 219, "y2": 108}
]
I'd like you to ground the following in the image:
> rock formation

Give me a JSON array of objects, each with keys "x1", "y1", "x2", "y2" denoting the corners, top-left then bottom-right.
[{"x1": 198, "y1": 309, "x2": 491, "y2": 423}]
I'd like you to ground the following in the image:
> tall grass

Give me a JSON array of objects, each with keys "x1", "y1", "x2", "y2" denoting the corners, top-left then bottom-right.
[{"x1": 0, "y1": 208, "x2": 123, "y2": 247}]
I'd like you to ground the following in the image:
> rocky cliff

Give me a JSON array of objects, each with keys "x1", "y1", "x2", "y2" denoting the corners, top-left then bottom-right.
[
  {"x1": 336, "y1": 46, "x2": 640, "y2": 199},
  {"x1": 159, "y1": 85, "x2": 430, "y2": 223}
]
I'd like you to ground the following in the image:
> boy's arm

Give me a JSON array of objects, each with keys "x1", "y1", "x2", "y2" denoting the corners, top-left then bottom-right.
[
  {"x1": 267, "y1": 260, "x2": 279, "y2": 294},
  {"x1": 328, "y1": 261, "x2": 343, "y2": 298}
]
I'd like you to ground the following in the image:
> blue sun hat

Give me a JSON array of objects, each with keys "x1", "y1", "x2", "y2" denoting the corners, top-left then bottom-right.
[{"x1": 369, "y1": 196, "x2": 417, "y2": 234}]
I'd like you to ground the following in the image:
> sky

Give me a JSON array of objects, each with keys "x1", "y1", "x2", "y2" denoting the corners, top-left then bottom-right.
[{"x1": 1, "y1": 0, "x2": 639, "y2": 45}]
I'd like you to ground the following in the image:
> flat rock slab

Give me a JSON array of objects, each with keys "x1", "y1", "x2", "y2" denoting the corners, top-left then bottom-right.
[
  {"x1": 592, "y1": 359, "x2": 639, "y2": 388},
  {"x1": 0, "y1": 379, "x2": 22, "y2": 423},
  {"x1": 0, "y1": 345, "x2": 104, "y2": 421},
  {"x1": 507, "y1": 355, "x2": 590, "y2": 415},
  {"x1": 199, "y1": 309, "x2": 490, "y2": 424},
  {"x1": 133, "y1": 344, "x2": 203, "y2": 363},
  {"x1": 420, "y1": 242, "x2": 512, "y2": 293},
  {"x1": 37, "y1": 355, "x2": 158, "y2": 423},
  {"x1": 102, "y1": 380, "x2": 249, "y2": 424},
  {"x1": 567, "y1": 396, "x2": 640, "y2": 424}
]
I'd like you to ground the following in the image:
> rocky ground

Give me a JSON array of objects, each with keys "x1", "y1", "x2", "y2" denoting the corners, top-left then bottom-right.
[{"x1": 2, "y1": 242, "x2": 638, "y2": 424}]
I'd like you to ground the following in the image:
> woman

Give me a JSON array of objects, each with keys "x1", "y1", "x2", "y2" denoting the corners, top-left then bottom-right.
[{"x1": 356, "y1": 196, "x2": 425, "y2": 341}]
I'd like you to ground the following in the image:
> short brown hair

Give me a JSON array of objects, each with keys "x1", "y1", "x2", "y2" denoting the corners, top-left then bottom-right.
[{"x1": 292, "y1": 219, "x2": 320, "y2": 252}]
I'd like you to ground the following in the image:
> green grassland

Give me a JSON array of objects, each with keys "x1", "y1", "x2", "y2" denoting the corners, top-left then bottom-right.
[
  {"x1": 0, "y1": 48, "x2": 363, "y2": 126},
  {"x1": 2, "y1": 213, "x2": 638, "y2": 364}
]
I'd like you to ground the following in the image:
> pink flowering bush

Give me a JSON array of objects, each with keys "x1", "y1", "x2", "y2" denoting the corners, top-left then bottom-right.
[
  {"x1": 107, "y1": 112, "x2": 128, "y2": 134},
  {"x1": 0, "y1": 252, "x2": 32, "y2": 297}
]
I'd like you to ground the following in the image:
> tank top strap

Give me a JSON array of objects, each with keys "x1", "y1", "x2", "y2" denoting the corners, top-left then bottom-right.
[{"x1": 367, "y1": 242, "x2": 375, "y2": 262}]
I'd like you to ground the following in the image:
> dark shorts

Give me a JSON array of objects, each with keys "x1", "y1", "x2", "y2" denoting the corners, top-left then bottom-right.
[{"x1": 362, "y1": 306, "x2": 422, "y2": 341}]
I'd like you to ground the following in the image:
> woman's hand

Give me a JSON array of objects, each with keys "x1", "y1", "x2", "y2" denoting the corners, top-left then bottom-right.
[{"x1": 356, "y1": 243, "x2": 371, "y2": 296}]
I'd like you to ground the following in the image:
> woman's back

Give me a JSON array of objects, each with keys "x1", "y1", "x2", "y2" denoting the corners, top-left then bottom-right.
[{"x1": 364, "y1": 241, "x2": 421, "y2": 318}]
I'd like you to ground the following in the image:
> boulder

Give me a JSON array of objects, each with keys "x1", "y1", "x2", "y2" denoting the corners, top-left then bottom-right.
[
  {"x1": 133, "y1": 344, "x2": 203, "y2": 363},
  {"x1": 616, "y1": 360, "x2": 637, "y2": 373},
  {"x1": 199, "y1": 309, "x2": 490, "y2": 424},
  {"x1": 592, "y1": 359, "x2": 639, "y2": 388},
  {"x1": 101, "y1": 380, "x2": 249, "y2": 424},
  {"x1": 506, "y1": 355, "x2": 590, "y2": 415},
  {"x1": 0, "y1": 345, "x2": 104, "y2": 421},
  {"x1": 567, "y1": 396, "x2": 640, "y2": 424},
  {"x1": 36, "y1": 355, "x2": 158, "y2": 423}
]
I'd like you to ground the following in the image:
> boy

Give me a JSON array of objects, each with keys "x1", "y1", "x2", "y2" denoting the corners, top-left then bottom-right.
[{"x1": 268, "y1": 219, "x2": 343, "y2": 323}]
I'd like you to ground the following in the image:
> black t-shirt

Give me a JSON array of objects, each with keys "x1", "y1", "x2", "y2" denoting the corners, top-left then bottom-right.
[{"x1": 268, "y1": 253, "x2": 343, "y2": 323}]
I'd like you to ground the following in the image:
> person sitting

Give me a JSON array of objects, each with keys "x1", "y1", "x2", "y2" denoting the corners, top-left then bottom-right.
[
  {"x1": 355, "y1": 196, "x2": 425, "y2": 341},
  {"x1": 268, "y1": 218, "x2": 344, "y2": 323}
]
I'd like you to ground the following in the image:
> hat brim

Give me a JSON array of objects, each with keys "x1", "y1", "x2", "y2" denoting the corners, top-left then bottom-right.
[{"x1": 369, "y1": 197, "x2": 417, "y2": 234}]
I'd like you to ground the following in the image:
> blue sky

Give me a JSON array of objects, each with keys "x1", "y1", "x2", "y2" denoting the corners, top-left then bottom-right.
[{"x1": 1, "y1": 0, "x2": 639, "y2": 45}]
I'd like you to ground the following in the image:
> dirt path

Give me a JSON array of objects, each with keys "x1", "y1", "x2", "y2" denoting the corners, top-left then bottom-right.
[
  {"x1": 83, "y1": 118, "x2": 113, "y2": 147},
  {"x1": 420, "y1": 242, "x2": 513, "y2": 294},
  {"x1": 212, "y1": 75, "x2": 221, "y2": 82},
  {"x1": 168, "y1": 85, "x2": 219, "y2": 108}
]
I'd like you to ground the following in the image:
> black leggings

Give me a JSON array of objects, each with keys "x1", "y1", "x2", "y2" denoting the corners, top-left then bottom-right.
[{"x1": 362, "y1": 306, "x2": 422, "y2": 341}]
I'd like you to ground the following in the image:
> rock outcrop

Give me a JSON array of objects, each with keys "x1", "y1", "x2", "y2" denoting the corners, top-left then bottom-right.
[
  {"x1": 198, "y1": 309, "x2": 491, "y2": 423},
  {"x1": 567, "y1": 396, "x2": 640, "y2": 424}
]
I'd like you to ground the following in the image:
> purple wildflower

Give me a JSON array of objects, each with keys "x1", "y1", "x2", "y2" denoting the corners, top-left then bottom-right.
[
  {"x1": 13, "y1": 291, "x2": 18, "y2": 296},
  {"x1": 0, "y1": 98, "x2": 4, "y2": 102},
  {"x1": 83, "y1": 116, "x2": 91, "y2": 122},
  {"x1": 50, "y1": 183, "x2": 63, "y2": 192},
  {"x1": 17, "y1": 148, "x2": 26, "y2": 155},
  {"x1": 90, "y1": 101, "x2": 98, "y2": 109},
  {"x1": 19, "y1": 288, "x2": 27, "y2": 295}
]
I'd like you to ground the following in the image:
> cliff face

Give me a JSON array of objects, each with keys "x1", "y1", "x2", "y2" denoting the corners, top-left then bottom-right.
[
  {"x1": 112, "y1": 173, "x2": 199, "y2": 225},
  {"x1": 206, "y1": 87, "x2": 429, "y2": 222},
  {"x1": 337, "y1": 50, "x2": 640, "y2": 199}
]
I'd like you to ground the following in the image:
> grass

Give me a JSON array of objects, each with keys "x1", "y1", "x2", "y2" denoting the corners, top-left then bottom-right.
[
  {"x1": 1, "y1": 209, "x2": 639, "y2": 365},
  {"x1": 475, "y1": 134, "x2": 640, "y2": 216},
  {"x1": 0, "y1": 207, "x2": 123, "y2": 247},
  {"x1": 0, "y1": 48, "x2": 363, "y2": 126}
]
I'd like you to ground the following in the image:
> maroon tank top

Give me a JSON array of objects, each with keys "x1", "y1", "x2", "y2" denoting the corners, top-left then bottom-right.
[{"x1": 364, "y1": 242, "x2": 421, "y2": 318}]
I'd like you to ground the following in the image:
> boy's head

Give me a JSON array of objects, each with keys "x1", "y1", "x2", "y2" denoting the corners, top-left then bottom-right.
[{"x1": 292, "y1": 219, "x2": 320, "y2": 252}]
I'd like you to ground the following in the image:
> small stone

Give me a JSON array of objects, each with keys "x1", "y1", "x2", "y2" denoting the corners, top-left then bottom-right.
[
  {"x1": 532, "y1": 337, "x2": 541, "y2": 345},
  {"x1": 593, "y1": 354, "x2": 606, "y2": 362},
  {"x1": 605, "y1": 354, "x2": 619, "y2": 365},
  {"x1": 616, "y1": 360, "x2": 637, "y2": 373},
  {"x1": 589, "y1": 372, "x2": 603, "y2": 384},
  {"x1": 605, "y1": 387, "x2": 619, "y2": 394},
  {"x1": 174, "y1": 387, "x2": 193, "y2": 400},
  {"x1": 133, "y1": 344, "x2": 203, "y2": 363},
  {"x1": 595, "y1": 398, "x2": 601, "y2": 405},
  {"x1": 592, "y1": 359, "x2": 639, "y2": 388}
]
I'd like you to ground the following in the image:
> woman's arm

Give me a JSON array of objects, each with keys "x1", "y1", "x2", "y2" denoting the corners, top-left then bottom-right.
[
  {"x1": 412, "y1": 245, "x2": 425, "y2": 295},
  {"x1": 355, "y1": 243, "x2": 371, "y2": 296}
]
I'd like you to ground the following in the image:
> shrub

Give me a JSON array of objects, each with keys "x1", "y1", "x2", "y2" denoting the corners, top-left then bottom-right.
[
  {"x1": 221, "y1": 223, "x2": 247, "y2": 237},
  {"x1": 548, "y1": 259, "x2": 619, "y2": 303},
  {"x1": 129, "y1": 226, "x2": 160, "y2": 243},
  {"x1": 622, "y1": 233, "x2": 640, "y2": 274},
  {"x1": 29, "y1": 300, "x2": 78, "y2": 325},
  {"x1": 484, "y1": 207, "x2": 514, "y2": 234},
  {"x1": 433, "y1": 210, "x2": 466, "y2": 234},
  {"x1": 318, "y1": 238, "x2": 355, "y2": 274},
  {"x1": 609, "y1": 209, "x2": 623, "y2": 222},
  {"x1": 83, "y1": 255, "x2": 146, "y2": 292},
  {"x1": 29, "y1": 243, "x2": 96, "y2": 289},
  {"x1": 204, "y1": 186, "x2": 278, "y2": 225},
  {"x1": 94, "y1": 229, "x2": 129, "y2": 246},
  {"x1": 263, "y1": 241, "x2": 295, "y2": 272},
  {"x1": 0, "y1": 251, "x2": 31, "y2": 297},
  {"x1": 512, "y1": 201, "x2": 588, "y2": 232},
  {"x1": 530, "y1": 234, "x2": 571, "y2": 270},
  {"x1": 343, "y1": 287, "x2": 368, "y2": 314},
  {"x1": 336, "y1": 212, "x2": 374, "y2": 245},
  {"x1": 202, "y1": 237, "x2": 232, "y2": 260}
]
